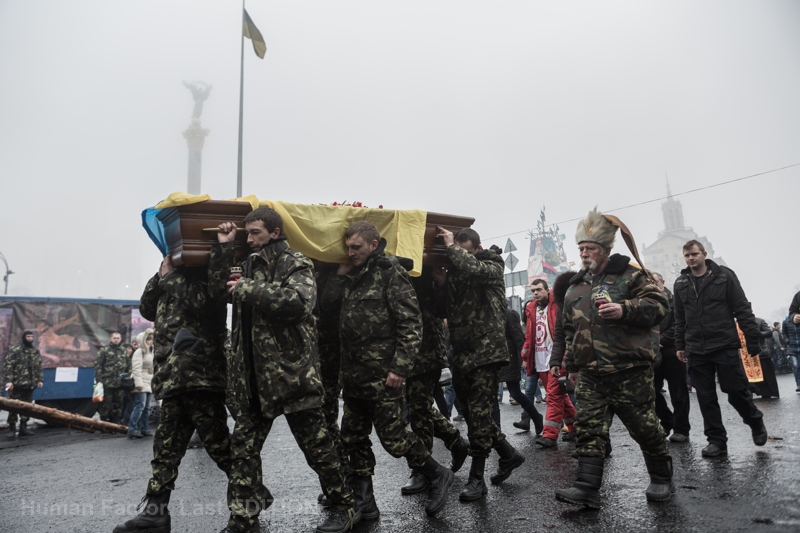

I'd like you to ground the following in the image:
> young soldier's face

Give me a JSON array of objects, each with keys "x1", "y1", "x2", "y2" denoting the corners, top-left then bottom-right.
[
  {"x1": 24, "y1": 333, "x2": 34, "y2": 343},
  {"x1": 346, "y1": 234, "x2": 378, "y2": 267},
  {"x1": 246, "y1": 220, "x2": 280, "y2": 252},
  {"x1": 454, "y1": 239, "x2": 480, "y2": 256},
  {"x1": 683, "y1": 245, "x2": 707, "y2": 269},
  {"x1": 110, "y1": 333, "x2": 122, "y2": 345}
]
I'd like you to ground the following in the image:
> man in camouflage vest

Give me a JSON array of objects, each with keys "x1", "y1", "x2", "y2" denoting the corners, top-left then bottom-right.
[
  {"x1": 555, "y1": 208, "x2": 672, "y2": 509},
  {"x1": 113, "y1": 256, "x2": 234, "y2": 533},
  {"x1": 3, "y1": 330, "x2": 43, "y2": 436},
  {"x1": 327, "y1": 220, "x2": 454, "y2": 520},
  {"x1": 214, "y1": 207, "x2": 359, "y2": 533},
  {"x1": 94, "y1": 331, "x2": 130, "y2": 424},
  {"x1": 432, "y1": 227, "x2": 524, "y2": 501}
]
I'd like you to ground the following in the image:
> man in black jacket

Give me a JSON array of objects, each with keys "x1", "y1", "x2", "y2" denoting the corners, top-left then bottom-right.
[{"x1": 673, "y1": 240, "x2": 767, "y2": 458}]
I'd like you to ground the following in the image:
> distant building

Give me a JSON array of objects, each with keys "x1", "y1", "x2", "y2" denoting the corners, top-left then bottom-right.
[{"x1": 642, "y1": 182, "x2": 725, "y2": 289}]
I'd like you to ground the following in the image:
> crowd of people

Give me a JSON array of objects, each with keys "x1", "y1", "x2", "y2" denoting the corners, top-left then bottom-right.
[{"x1": 3, "y1": 205, "x2": 798, "y2": 533}]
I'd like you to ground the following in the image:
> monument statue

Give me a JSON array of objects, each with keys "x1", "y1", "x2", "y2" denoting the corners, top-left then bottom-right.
[{"x1": 183, "y1": 80, "x2": 212, "y2": 119}]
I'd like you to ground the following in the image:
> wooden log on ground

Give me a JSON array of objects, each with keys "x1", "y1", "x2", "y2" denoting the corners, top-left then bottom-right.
[{"x1": 0, "y1": 397, "x2": 128, "y2": 435}]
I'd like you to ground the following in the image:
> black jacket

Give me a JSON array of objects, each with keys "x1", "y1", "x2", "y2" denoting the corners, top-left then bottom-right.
[
  {"x1": 790, "y1": 291, "x2": 800, "y2": 322},
  {"x1": 499, "y1": 308, "x2": 525, "y2": 383},
  {"x1": 673, "y1": 259, "x2": 760, "y2": 356},
  {"x1": 783, "y1": 318, "x2": 800, "y2": 357},
  {"x1": 755, "y1": 318, "x2": 773, "y2": 359}
]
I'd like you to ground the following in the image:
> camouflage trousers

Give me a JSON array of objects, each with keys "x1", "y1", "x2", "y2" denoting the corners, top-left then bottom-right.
[
  {"x1": 575, "y1": 366, "x2": 667, "y2": 457},
  {"x1": 319, "y1": 347, "x2": 345, "y2": 463},
  {"x1": 98, "y1": 386, "x2": 125, "y2": 424},
  {"x1": 406, "y1": 370, "x2": 461, "y2": 452},
  {"x1": 7, "y1": 388, "x2": 33, "y2": 425},
  {"x1": 452, "y1": 363, "x2": 505, "y2": 459},
  {"x1": 227, "y1": 403, "x2": 355, "y2": 530},
  {"x1": 341, "y1": 393, "x2": 431, "y2": 477},
  {"x1": 147, "y1": 391, "x2": 232, "y2": 496}
]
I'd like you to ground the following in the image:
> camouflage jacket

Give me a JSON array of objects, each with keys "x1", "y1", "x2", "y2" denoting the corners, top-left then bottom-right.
[
  {"x1": 436, "y1": 245, "x2": 508, "y2": 373},
  {"x1": 210, "y1": 240, "x2": 324, "y2": 419},
  {"x1": 410, "y1": 274, "x2": 448, "y2": 377},
  {"x1": 94, "y1": 343, "x2": 131, "y2": 388},
  {"x1": 139, "y1": 268, "x2": 228, "y2": 400},
  {"x1": 3, "y1": 344, "x2": 43, "y2": 389},
  {"x1": 327, "y1": 242, "x2": 422, "y2": 400},
  {"x1": 563, "y1": 254, "x2": 668, "y2": 375}
]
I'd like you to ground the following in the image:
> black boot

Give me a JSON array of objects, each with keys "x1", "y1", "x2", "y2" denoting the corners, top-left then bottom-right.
[
  {"x1": 18, "y1": 420, "x2": 33, "y2": 436},
  {"x1": 401, "y1": 468, "x2": 428, "y2": 495},
  {"x1": 449, "y1": 438, "x2": 469, "y2": 473},
  {"x1": 512, "y1": 413, "x2": 530, "y2": 431},
  {"x1": 315, "y1": 507, "x2": 361, "y2": 533},
  {"x1": 489, "y1": 439, "x2": 525, "y2": 484},
  {"x1": 113, "y1": 491, "x2": 171, "y2": 533},
  {"x1": 531, "y1": 409, "x2": 544, "y2": 435},
  {"x1": 7, "y1": 422, "x2": 16, "y2": 435},
  {"x1": 419, "y1": 456, "x2": 454, "y2": 516},
  {"x1": 555, "y1": 456, "x2": 604, "y2": 509},
  {"x1": 352, "y1": 475, "x2": 379, "y2": 521},
  {"x1": 458, "y1": 456, "x2": 487, "y2": 501},
  {"x1": 643, "y1": 454, "x2": 675, "y2": 502}
]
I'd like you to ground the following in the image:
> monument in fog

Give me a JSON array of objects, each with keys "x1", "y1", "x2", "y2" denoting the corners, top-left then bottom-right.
[{"x1": 182, "y1": 81, "x2": 211, "y2": 194}]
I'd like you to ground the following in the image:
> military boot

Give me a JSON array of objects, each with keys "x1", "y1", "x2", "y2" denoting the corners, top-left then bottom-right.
[
  {"x1": 112, "y1": 491, "x2": 171, "y2": 533},
  {"x1": 401, "y1": 468, "x2": 428, "y2": 495},
  {"x1": 458, "y1": 456, "x2": 487, "y2": 501},
  {"x1": 643, "y1": 454, "x2": 675, "y2": 502},
  {"x1": 315, "y1": 507, "x2": 361, "y2": 533},
  {"x1": 449, "y1": 437, "x2": 469, "y2": 473},
  {"x1": 512, "y1": 413, "x2": 530, "y2": 431},
  {"x1": 555, "y1": 456, "x2": 604, "y2": 509},
  {"x1": 7, "y1": 422, "x2": 16, "y2": 436},
  {"x1": 489, "y1": 439, "x2": 525, "y2": 484},
  {"x1": 352, "y1": 475, "x2": 380, "y2": 521},
  {"x1": 18, "y1": 420, "x2": 33, "y2": 436},
  {"x1": 419, "y1": 456, "x2": 454, "y2": 516}
]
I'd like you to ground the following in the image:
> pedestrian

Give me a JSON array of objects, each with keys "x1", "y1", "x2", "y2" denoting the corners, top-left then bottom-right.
[
  {"x1": 3, "y1": 330, "x2": 43, "y2": 436},
  {"x1": 113, "y1": 255, "x2": 235, "y2": 533},
  {"x1": 94, "y1": 331, "x2": 130, "y2": 424},
  {"x1": 329, "y1": 220, "x2": 454, "y2": 520},
  {"x1": 652, "y1": 272, "x2": 691, "y2": 443},
  {"x1": 673, "y1": 239, "x2": 767, "y2": 458},
  {"x1": 214, "y1": 209, "x2": 359, "y2": 533},
  {"x1": 127, "y1": 328, "x2": 155, "y2": 438},
  {"x1": 555, "y1": 208, "x2": 672, "y2": 508},
  {"x1": 433, "y1": 226, "x2": 525, "y2": 502},
  {"x1": 782, "y1": 313, "x2": 800, "y2": 392},
  {"x1": 752, "y1": 317, "x2": 780, "y2": 399},
  {"x1": 120, "y1": 343, "x2": 135, "y2": 426},
  {"x1": 502, "y1": 305, "x2": 544, "y2": 434},
  {"x1": 771, "y1": 322, "x2": 788, "y2": 373}
]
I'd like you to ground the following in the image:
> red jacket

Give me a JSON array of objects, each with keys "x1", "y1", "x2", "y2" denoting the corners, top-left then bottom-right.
[{"x1": 521, "y1": 290, "x2": 558, "y2": 376}]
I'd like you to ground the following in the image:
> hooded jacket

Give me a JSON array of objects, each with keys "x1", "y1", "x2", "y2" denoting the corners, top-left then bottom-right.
[
  {"x1": 673, "y1": 259, "x2": 760, "y2": 356},
  {"x1": 564, "y1": 254, "x2": 668, "y2": 374},
  {"x1": 3, "y1": 332, "x2": 43, "y2": 389},
  {"x1": 131, "y1": 328, "x2": 155, "y2": 393}
]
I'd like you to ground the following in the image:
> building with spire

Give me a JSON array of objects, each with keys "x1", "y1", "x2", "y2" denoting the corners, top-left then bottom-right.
[{"x1": 641, "y1": 181, "x2": 724, "y2": 289}]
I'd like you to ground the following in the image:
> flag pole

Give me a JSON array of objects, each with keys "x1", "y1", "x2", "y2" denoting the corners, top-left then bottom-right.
[{"x1": 236, "y1": 0, "x2": 245, "y2": 198}]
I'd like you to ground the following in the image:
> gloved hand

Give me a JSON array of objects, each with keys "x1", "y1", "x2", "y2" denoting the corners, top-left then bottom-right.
[{"x1": 174, "y1": 328, "x2": 205, "y2": 353}]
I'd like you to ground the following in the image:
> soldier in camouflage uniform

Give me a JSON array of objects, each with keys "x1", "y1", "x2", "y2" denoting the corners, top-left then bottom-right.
[
  {"x1": 213, "y1": 208, "x2": 359, "y2": 533},
  {"x1": 327, "y1": 220, "x2": 454, "y2": 519},
  {"x1": 94, "y1": 331, "x2": 131, "y2": 424},
  {"x1": 555, "y1": 207, "x2": 673, "y2": 509},
  {"x1": 432, "y1": 227, "x2": 525, "y2": 502},
  {"x1": 114, "y1": 256, "x2": 235, "y2": 533},
  {"x1": 399, "y1": 270, "x2": 468, "y2": 495},
  {"x1": 3, "y1": 330, "x2": 43, "y2": 436}
]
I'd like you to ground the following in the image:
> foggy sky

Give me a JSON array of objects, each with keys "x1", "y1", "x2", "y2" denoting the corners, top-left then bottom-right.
[{"x1": 1, "y1": 1, "x2": 798, "y2": 322}]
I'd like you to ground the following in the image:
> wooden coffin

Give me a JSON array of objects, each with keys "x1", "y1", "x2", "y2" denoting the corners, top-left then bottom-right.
[
  {"x1": 157, "y1": 201, "x2": 475, "y2": 267},
  {"x1": 156, "y1": 200, "x2": 253, "y2": 267}
]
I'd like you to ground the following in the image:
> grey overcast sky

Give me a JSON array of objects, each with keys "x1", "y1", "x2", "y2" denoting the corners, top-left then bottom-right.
[{"x1": 1, "y1": 1, "x2": 798, "y2": 321}]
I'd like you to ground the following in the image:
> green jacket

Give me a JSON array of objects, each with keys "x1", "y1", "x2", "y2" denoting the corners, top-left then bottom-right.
[
  {"x1": 329, "y1": 243, "x2": 422, "y2": 400},
  {"x1": 4, "y1": 344, "x2": 43, "y2": 389},
  {"x1": 94, "y1": 343, "x2": 131, "y2": 388},
  {"x1": 139, "y1": 268, "x2": 228, "y2": 400},
  {"x1": 211, "y1": 239, "x2": 323, "y2": 419},
  {"x1": 438, "y1": 245, "x2": 508, "y2": 373},
  {"x1": 563, "y1": 254, "x2": 668, "y2": 375}
]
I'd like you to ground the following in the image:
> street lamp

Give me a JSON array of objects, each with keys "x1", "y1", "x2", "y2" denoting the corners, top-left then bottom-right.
[{"x1": 0, "y1": 252, "x2": 13, "y2": 295}]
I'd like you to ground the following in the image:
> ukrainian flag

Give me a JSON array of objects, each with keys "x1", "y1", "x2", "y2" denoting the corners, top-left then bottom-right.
[{"x1": 243, "y1": 9, "x2": 266, "y2": 58}]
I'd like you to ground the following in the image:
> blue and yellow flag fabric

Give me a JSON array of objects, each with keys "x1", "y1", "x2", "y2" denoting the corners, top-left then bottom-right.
[{"x1": 243, "y1": 9, "x2": 266, "y2": 58}]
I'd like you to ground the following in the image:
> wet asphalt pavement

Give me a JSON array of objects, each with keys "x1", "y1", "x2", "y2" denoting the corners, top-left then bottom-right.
[{"x1": 2, "y1": 374, "x2": 800, "y2": 533}]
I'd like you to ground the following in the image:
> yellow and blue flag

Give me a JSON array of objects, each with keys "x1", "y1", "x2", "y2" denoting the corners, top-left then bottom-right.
[{"x1": 243, "y1": 9, "x2": 266, "y2": 58}]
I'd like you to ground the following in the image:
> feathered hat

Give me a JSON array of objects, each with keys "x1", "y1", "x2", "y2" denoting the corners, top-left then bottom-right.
[{"x1": 575, "y1": 207, "x2": 617, "y2": 248}]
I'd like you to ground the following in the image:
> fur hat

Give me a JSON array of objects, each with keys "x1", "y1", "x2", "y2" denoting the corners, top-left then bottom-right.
[{"x1": 575, "y1": 207, "x2": 617, "y2": 248}]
